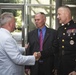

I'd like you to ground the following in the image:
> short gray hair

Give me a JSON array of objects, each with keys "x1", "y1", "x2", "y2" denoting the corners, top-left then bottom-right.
[
  {"x1": 0, "y1": 12, "x2": 14, "y2": 26},
  {"x1": 35, "y1": 12, "x2": 46, "y2": 18}
]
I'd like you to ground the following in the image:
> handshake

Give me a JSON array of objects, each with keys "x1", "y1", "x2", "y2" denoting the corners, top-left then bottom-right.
[
  {"x1": 25, "y1": 44, "x2": 41, "y2": 61},
  {"x1": 33, "y1": 52, "x2": 41, "y2": 61}
]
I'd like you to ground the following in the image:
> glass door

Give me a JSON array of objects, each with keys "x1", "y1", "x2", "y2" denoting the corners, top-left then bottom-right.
[{"x1": 0, "y1": 3, "x2": 25, "y2": 46}]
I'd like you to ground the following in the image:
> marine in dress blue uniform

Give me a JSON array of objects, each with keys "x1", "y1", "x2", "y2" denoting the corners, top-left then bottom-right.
[
  {"x1": 57, "y1": 20, "x2": 76, "y2": 75},
  {"x1": 56, "y1": 6, "x2": 76, "y2": 75}
]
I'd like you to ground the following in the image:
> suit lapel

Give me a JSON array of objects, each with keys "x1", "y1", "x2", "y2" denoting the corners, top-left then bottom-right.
[
  {"x1": 34, "y1": 29, "x2": 39, "y2": 44},
  {"x1": 33, "y1": 28, "x2": 50, "y2": 44},
  {"x1": 43, "y1": 28, "x2": 50, "y2": 44}
]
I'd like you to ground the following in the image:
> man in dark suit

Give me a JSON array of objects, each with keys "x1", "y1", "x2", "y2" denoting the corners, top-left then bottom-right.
[{"x1": 25, "y1": 12, "x2": 57, "y2": 75}]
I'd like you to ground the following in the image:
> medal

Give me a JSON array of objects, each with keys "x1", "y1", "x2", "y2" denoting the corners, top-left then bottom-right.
[
  {"x1": 70, "y1": 40, "x2": 74, "y2": 45},
  {"x1": 68, "y1": 33, "x2": 70, "y2": 36},
  {"x1": 73, "y1": 33, "x2": 75, "y2": 35}
]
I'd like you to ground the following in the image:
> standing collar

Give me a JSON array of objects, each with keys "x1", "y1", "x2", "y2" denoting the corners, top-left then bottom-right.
[{"x1": 62, "y1": 20, "x2": 74, "y2": 27}]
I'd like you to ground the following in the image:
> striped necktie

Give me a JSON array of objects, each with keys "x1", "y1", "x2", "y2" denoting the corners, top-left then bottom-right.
[{"x1": 39, "y1": 29, "x2": 43, "y2": 51}]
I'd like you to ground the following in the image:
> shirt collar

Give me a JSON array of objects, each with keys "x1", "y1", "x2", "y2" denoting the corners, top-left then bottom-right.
[
  {"x1": 38, "y1": 26, "x2": 46, "y2": 32},
  {"x1": 0, "y1": 28, "x2": 11, "y2": 36}
]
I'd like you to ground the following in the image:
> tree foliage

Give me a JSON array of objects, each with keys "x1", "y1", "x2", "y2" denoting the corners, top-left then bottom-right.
[{"x1": 0, "y1": 0, "x2": 23, "y2": 30}]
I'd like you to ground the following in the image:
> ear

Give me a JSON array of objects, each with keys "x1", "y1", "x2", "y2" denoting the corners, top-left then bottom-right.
[
  {"x1": 7, "y1": 21, "x2": 12, "y2": 31},
  {"x1": 8, "y1": 21, "x2": 12, "y2": 28}
]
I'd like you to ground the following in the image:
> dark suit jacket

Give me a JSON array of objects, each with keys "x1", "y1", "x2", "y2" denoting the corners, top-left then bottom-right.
[{"x1": 26, "y1": 27, "x2": 57, "y2": 75}]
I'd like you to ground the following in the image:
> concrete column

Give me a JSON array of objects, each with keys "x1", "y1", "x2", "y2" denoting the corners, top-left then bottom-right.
[{"x1": 55, "y1": 0, "x2": 62, "y2": 29}]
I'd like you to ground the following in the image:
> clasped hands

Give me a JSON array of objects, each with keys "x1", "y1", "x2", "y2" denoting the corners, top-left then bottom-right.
[{"x1": 33, "y1": 52, "x2": 41, "y2": 61}]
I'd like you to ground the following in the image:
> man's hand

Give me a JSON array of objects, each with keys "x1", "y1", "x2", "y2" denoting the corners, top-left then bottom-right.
[
  {"x1": 25, "y1": 43, "x2": 29, "y2": 49},
  {"x1": 37, "y1": 52, "x2": 41, "y2": 60},
  {"x1": 33, "y1": 52, "x2": 38, "y2": 61},
  {"x1": 53, "y1": 69, "x2": 57, "y2": 75},
  {"x1": 25, "y1": 69, "x2": 30, "y2": 75},
  {"x1": 69, "y1": 71, "x2": 76, "y2": 75},
  {"x1": 33, "y1": 52, "x2": 41, "y2": 61}
]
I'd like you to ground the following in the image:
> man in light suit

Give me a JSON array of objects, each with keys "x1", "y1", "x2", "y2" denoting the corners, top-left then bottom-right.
[
  {"x1": 25, "y1": 12, "x2": 57, "y2": 75},
  {"x1": 0, "y1": 12, "x2": 38, "y2": 75}
]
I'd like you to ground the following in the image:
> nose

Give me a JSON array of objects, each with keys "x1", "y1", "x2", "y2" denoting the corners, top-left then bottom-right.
[{"x1": 57, "y1": 15, "x2": 59, "y2": 19}]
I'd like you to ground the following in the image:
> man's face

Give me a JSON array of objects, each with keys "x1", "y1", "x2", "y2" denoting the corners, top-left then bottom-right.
[
  {"x1": 34, "y1": 14, "x2": 46, "y2": 29},
  {"x1": 10, "y1": 17, "x2": 16, "y2": 32},
  {"x1": 57, "y1": 8, "x2": 67, "y2": 24}
]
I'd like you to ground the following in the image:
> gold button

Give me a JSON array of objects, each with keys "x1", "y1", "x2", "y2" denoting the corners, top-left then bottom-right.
[
  {"x1": 63, "y1": 33, "x2": 65, "y2": 35},
  {"x1": 62, "y1": 50, "x2": 64, "y2": 55},
  {"x1": 71, "y1": 37, "x2": 73, "y2": 39},
  {"x1": 64, "y1": 27, "x2": 66, "y2": 29},
  {"x1": 67, "y1": 23, "x2": 70, "y2": 25},
  {"x1": 62, "y1": 46, "x2": 64, "y2": 48},
  {"x1": 62, "y1": 39, "x2": 64, "y2": 42},
  {"x1": 57, "y1": 37, "x2": 59, "y2": 39}
]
